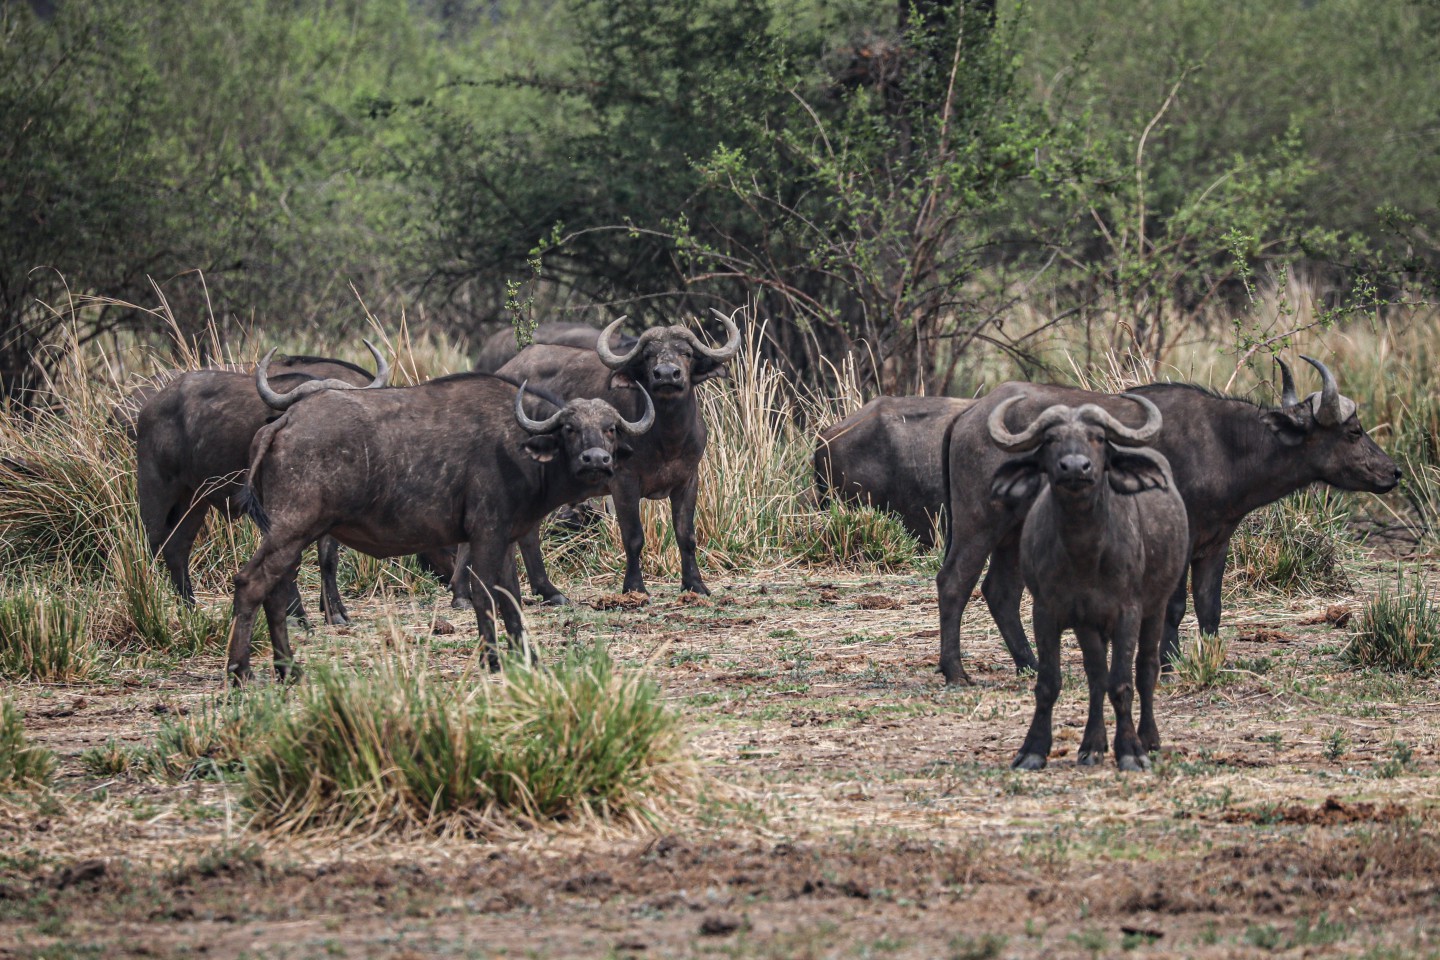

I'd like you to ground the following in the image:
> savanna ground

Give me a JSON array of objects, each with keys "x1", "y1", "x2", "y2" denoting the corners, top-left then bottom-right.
[{"x1": 3, "y1": 548, "x2": 1438, "y2": 960}]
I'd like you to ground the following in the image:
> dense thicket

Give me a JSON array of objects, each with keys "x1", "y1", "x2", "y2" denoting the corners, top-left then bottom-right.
[{"x1": 3, "y1": 0, "x2": 1435, "y2": 396}]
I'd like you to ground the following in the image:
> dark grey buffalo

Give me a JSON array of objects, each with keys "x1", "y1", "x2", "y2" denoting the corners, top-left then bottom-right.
[
  {"x1": 489, "y1": 309, "x2": 742, "y2": 602},
  {"x1": 134, "y1": 348, "x2": 389, "y2": 625},
  {"x1": 814, "y1": 396, "x2": 973, "y2": 546},
  {"x1": 227, "y1": 368, "x2": 653, "y2": 682},
  {"x1": 473, "y1": 322, "x2": 605, "y2": 374},
  {"x1": 937, "y1": 357, "x2": 1401, "y2": 685},
  {"x1": 988, "y1": 395, "x2": 1187, "y2": 771}
]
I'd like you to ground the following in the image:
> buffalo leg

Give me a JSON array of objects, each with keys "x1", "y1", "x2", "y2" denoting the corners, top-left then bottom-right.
[
  {"x1": 1136, "y1": 613, "x2": 1164, "y2": 754},
  {"x1": 1188, "y1": 533, "x2": 1233, "y2": 639},
  {"x1": 936, "y1": 534, "x2": 994, "y2": 685},
  {"x1": 1012, "y1": 604, "x2": 1061, "y2": 770},
  {"x1": 450, "y1": 543, "x2": 472, "y2": 609},
  {"x1": 671, "y1": 474, "x2": 709, "y2": 595},
  {"x1": 465, "y1": 536, "x2": 523, "y2": 671},
  {"x1": 980, "y1": 533, "x2": 1038, "y2": 673},
  {"x1": 262, "y1": 569, "x2": 302, "y2": 683},
  {"x1": 1075, "y1": 625, "x2": 1110, "y2": 765},
  {"x1": 1108, "y1": 608, "x2": 1147, "y2": 771},
  {"x1": 612, "y1": 475, "x2": 648, "y2": 595},
  {"x1": 141, "y1": 487, "x2": 206, "y2": 603},
  {"x1": 228, "y1": 536, "x2": 309, "y2": 685},
  {"x1": 317, "y1": 535, "x2": 350, "y2": 626},
  {"x1": 516, "y1": 526, "x2": 569, "y2": 605}
]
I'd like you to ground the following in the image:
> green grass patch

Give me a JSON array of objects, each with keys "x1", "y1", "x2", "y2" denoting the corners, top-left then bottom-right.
[
  {"x1": 0, "y1": 581, "x2": 94, "y2": 681},
  {"x1": 1346, "y1": 568, "x2": 1440, "y2": 674},
  {"x1": 0, "y1": 700, "x2": 56, "y2": 792}
]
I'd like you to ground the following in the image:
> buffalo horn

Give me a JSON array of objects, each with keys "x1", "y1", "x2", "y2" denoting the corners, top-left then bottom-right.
[
  {"x1": 513, "y1": 380, "x2": 565, "y2": 434},
  {"x1": 1077, "y1": 394, "x2": 1164, "y2": 447},
  {"x1": 672, "y1": 308, "x2": 742, "y2": 361},
  {"x1": 255, "y1": 343, "x2": 390, "y2": 411},
  {"x1": 986, "y1": 397, "x2": 1078, "y2": 453},
  {"x1": 1275, "y1": 357, "x2": 1298, "y2": 407},
  {"x1": 595, "y1": 315, "x2": 649, "y2": 370},
  {"x1": 617, "y1": 386, "x2": 656, "y2": 435},
  {"x1": 1300, "y1": 354, "x2": 1344, "y2": 425}
]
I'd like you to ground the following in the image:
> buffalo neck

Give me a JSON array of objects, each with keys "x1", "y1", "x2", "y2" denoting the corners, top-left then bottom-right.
[
  {"x1": 649, "y1": 389, "x2": 698, "y2": 450},
  {"x1": 1047, "y1": 483, "x2": 1114, "y2": 563}
]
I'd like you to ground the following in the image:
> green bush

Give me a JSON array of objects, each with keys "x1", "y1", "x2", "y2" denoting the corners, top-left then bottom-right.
[
  {"x1": 0, "y1": 699, "x2": 56, "y2": 792},
  {"x1": 1346, "y1": 570, "x2": 1440, "y2": 674},
  {"x1": 243, "y1": 647, "x2": 696, "y2": 834},
  {"x1": 0, "y1": 581, "x2": 94, "y2": 681}
]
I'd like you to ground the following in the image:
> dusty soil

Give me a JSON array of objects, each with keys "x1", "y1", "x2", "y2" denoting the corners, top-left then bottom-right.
[{"x1": 3, "y1": 555, "x2": 1439, "y2": 959}]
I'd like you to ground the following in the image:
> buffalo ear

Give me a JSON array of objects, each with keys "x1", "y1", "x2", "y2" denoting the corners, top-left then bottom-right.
[
  {"x1": 1107, "y1": 447, "x2": 1171, "y2": 494},
  {"x1": 607, "y1": 370, "x2": 640, "y2": 391},
  {"x1": 991, "y1": 456, "x2": 1044, "y2": 504},
  {"x1": 1261, "y1": 407, "x2": 1309, "y2": 447},
  {"x1": 615, "y1": 442, "x2": 635, "y2": 461},
  {"x1": 691, "y1": 360, "x2": 729, "y2": 385},
  {"x1": 522, "y1": 435, "x2": 560, "y2": 462}
]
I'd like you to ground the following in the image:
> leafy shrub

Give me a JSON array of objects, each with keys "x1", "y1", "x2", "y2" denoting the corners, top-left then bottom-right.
[
  {"x1": 0, "y1": 581, "x2": 94, "y2": 681},
  {"x1": 0, "y1": 699, "x2": 55, "y2": 791},
  {"x1": 1346, "y1": 570, "x2": 1440, "y2": 674},
  {"x1": 244, "y1": 647, "x2": 697, "y2": 834}
]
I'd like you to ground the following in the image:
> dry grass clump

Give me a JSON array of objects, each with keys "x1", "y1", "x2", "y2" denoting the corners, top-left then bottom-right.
[
  {"x1": 1227, "y1": 489, "x2": 1353, "y2": 597},
  {"x1": 243, "y1": 647, "x2": 698, "y2": 836},
  {"x1": 1169, "y1": 631, "x2": 1233, "y2": 689},
  {"x1": 0, "y1": 699, "x2": 56, "y2": 792},
  {"x1": 0, "y1": 580, "x2": 95, "y2": 681},
  {"x1": 1345, "y1": 568, "x2": 1440, "y2": 674}
]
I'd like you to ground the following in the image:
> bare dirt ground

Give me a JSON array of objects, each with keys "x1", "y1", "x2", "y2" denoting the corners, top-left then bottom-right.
[{"x1": 3, "y1": 553, "x2": 1439, "y2": 959}]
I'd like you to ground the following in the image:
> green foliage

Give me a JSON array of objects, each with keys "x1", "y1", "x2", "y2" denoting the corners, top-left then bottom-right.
[
  {"x1": 803, "y1": 502, "x2": 924, "y2": 571},
  {"x1": 243, "y1": 647, "x2": 697, "y2": 834},
  {"x1": 1346, "y1": 568, "x2": 1440, "y2": 674},
  {"x1": 0, "y1": 700, "x2": 56, "y2": 792},
  {"x1": 0, "y1": 581, "x2": 94, "y2": 681}
]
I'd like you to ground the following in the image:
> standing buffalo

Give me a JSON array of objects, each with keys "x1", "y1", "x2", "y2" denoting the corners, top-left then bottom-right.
[
  {"x1": 473, "y1": 323, "x2": 605, "y2": 374},
  {"x1": 227, "y1": 366, "x2": 653, "y2": 682},
  {"x1": 936, "y1": 357, "x2": 1400, "y2": 685},
  {"x1": 814, "y1": 395, "x2": 973, "y2": 546},
  {"x1": 134, "y1": 348, "x2": 389, "y2": 625},
  {"x1": 490, "y1": 310, "x2": 742, "y2": 602},
  {"x1": 988, "y1": 395, "x2": 1187, "y2": 771}
]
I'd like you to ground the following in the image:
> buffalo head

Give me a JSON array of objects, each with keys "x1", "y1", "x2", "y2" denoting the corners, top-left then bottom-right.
[
  {"x1": 1263, "y1": 356, "x2": 1400, "y2": 494},
  {"x1": 988, "y1": 394, "x2": 1172, "y2": 506},
  {"x1": 595, "y1": 309, "x2": 742, "y2": 399},
  {"x1": 514, "y1": 381, "x2": 655, "y2": 483}
]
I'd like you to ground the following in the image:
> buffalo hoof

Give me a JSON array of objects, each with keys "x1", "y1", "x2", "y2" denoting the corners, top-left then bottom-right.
[
  {"x1": 1015, "y1": 661, "x2": 1039, "y2": 676},
  {"x1": 940, "y1": 664, "x2": 974, "y2": 686},
  {"x1": 226, "y1": 664, "x2": 253, "y2": 688},
  {"x1": 1011, "y1": 752, "x2": 1047, "y2": 771},
  {"x1": 275, "y1": 661, "x2": 304, "y2": 685},
  {"x1": 1117, "y1": 753, "x2": 1151, "y2": 772},
  {"x1": 540, "y1": 593, "x2": 571, "y2": 607},
  {"x1": 325, "y1": 611, "x2": 350, "y2": 627},
  {"x1": 682, "y1": 582, "x2": 711, "y2": 597},
  {"x1": 1076, "y1": 750, "x2": 1106, "y2": 767}
]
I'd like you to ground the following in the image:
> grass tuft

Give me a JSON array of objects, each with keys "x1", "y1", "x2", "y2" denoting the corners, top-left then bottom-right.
[
  {"x1": 146, "y1": 691, "x2": 285, "y2": 782},
  {"x1": 0, "y1": 699, "x2": 56, "y2": 792},
  {"x1": 0, "y1": 580, "x2": 94, "y2": 681},
  {"x1": 1170, "y1": 632, "x2": 1232, "y2": 689},
  {"x1": 1228, "y1": 489, "x2": 1352, "y2": 596},
  {"x1": 243, "y1": 646, "x2": 697, "y2": 835},
  {"x1": 1345, "y1": 568, "x2": 1440, "y2": 674}
]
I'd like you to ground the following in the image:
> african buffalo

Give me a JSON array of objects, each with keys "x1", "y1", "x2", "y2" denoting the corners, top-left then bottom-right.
[
  {"x1": 134, "y1": 347, "x2": 389, "y2": 625},
  {"x1": 937, "y1": 357, "x2": 1400, "y2": 684},
  {"x1": 988, "y1": 395, "x2": 1187, "y2": 771},
  {"x1": 473, "y1": 322, "x2": 605, "y2": 374},
  {"x1": 227, "y1": 367, "x2": 654, "y2": 682},
  {"x1": 486, "y1": 309, "x2": 742, "y2": 602},
  {"x1": 813, "y1": 396, "x2": 973, "y2": 546}
]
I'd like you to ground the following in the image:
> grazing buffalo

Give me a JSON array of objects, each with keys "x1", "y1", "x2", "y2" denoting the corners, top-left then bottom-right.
[
  {"x1": 813, "y1": 396, "x2": 973, "y2": 546},
  {"x1": 988, "y1": 395, "x2": 1187, "y2": 771},
  {"x1": 488, "y1": 309, "x2": 742, "y2": 602},
  {"x1": 134, "y1": 347, "x2": 389, "y2": 625},
  {"x1": 473, "y1": 323, "x2": 605, "y2": 374},
  {"x1": 227, "y1": 367, "x2": 654, "y2": 682},
  {"x1": 936, "y1": 357, "x2": 1400, "y2": 684}
]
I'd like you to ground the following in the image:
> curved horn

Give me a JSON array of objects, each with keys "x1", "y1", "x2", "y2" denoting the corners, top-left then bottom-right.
[
  {"x1": 513, "y1": 381, "x2": 564, "y2": 434},
  {"x1": 1275, "y1": 357, "x2": 1298, "y2": 407},
  {"x1": 673, "y1": 308, "x2": 742, "y2": 361},
  {"x1": 617, "y1": 386, "x2": 655, "y2": 436},
  {"x1": 594, "y1": 315, "x2": 639, "y2": 369},
  {"x1": 987, "y1": 396, "x2": 1077, "y2": 453},
  {"x1": 361, "y1": 339, "x2": 391, "y2": 388},
  {"x1": 1076, "y1": 394, "x2": 1164, "y2": 447},
  {"x1": 255, "y1": 348, "x2": 290, "y2": 409},
  {"x1": 1300, "y1": 354, "x2": 1342, "y2": 425}
]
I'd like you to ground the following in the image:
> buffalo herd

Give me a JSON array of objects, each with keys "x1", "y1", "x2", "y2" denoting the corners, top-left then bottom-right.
[{"x1": 125, "y1": 314, "x2": 1400, "y2": 770}]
